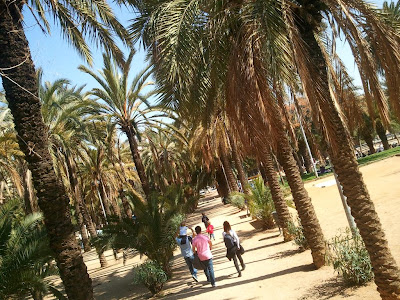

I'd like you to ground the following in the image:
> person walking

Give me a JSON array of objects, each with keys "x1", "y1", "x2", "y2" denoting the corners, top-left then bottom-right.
[
  {"x1": 192, "y1": 226, "x2": 217, "y2": 287},
  {"x1": 201, "y1": 213, "x2": 209, "y2": 230},
  {"x1": 222, "y1": 221, "x2": 245, "y2": 277},
  {"x1": 206, "y1": 221, "x2": 215, "y2": 240},
  {"x1": 176, "y1": 224, "x2": 198, "y2": 282}
]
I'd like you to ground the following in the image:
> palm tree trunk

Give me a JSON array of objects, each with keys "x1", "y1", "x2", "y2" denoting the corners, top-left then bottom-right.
[
  {"x1": 226, "y1": 130, "x2": 249, "y2": 194},
  {"x1": 276, "y1": 134, "x2": 326, "y2": 267},
  {"x1": 78, "y1": 193, "x2": 108, "y2": 268},
  {"x1": 110, "y1": 194, "x2": 122, "y2": 219},
  {"x1": 293, "y1": 149, "x2": 305, "y2": 175},
  {"x1": 376, "y1": 121, "x2": 390, "y2": 150},
  {"x1": 119, "y1": 189, "x2": 133, "y2": 219},
  {"x1": 298, "y1": 139, "x2": 313, "y2": 173},
  {"x1": 365, "y1": 136, "x2": 376, "y2": 154},
  {"x1": 0, "y1": 7, "x2": 93, "y2": 299},
  {"x1": 65, "y1": 155, "x2": 91, "y2": 252},
  {"x1": 21, "y1": 166, "x2": 34, "y2": 214},
  {"x1": 297, "y1": 20, "x2": 400, "y2": 298},
  {"x1": 259, "y1": 146, "x2": 293, "y2": 241},
  {"x1": 98, "y1": 179, "x2": 112, "y2": 217},
  {"x1": 215, "y1": 166, "x2": 230, "y2": 198},
  {"x1": 220, "y1": 147, "x2": 238, "y2": 192},
  {"x1": 123, "y1": 125, "x2": 151, "y2": 198}
]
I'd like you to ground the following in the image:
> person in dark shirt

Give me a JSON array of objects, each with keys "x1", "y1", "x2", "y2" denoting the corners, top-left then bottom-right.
[{"x1": 201, "y1": 213, "x2": 209, "y2": 229}]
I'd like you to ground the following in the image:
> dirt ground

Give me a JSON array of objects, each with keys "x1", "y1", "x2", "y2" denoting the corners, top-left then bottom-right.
[{"x1": 82, "y1": 156, "x2": 400, "y2": 300}]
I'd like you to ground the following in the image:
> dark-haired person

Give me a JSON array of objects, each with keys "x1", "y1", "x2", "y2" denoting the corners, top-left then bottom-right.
[
  {"x1": 201, "y1": 213, "x2": 209, "y2": 229},
  {"x1": 192, "y1": 226, "x2": 217, "y2": 287},
  {"x1": 222, "y1": 221, "x2": 245, "y2": 277}
]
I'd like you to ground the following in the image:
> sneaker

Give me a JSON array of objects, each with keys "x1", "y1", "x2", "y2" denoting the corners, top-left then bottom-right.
[
  {"x1": 192, "y1": 274, "x2": 198, "y2": 282},
  {"x1": 238, "y1": 273, "x2": 242, "y2": 277},
  {"x1": 212, "y1": 283, "x2": 217, "y2": 287}
]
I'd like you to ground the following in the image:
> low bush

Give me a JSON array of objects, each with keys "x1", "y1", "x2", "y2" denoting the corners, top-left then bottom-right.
[
  {"x1": 247, "y1": 177, "x2": 275, "y2": 228},
  {"x1": 287, "y1": 218, "x2": 309, "y2": 251},
  {"x1": 326, "y1": 228, "x2": 373, "y2": 285},
  {"x1": 229, "y1": 192, "x2": 246, "y2": 210},
  {"x1": 133, "y1": 261, "x2": 168, "y2": 295}
]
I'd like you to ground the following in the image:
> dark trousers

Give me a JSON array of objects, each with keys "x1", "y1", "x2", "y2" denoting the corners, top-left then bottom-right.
[{"x1": 232, "y1": 252, "x2": 245, "y2": 275}]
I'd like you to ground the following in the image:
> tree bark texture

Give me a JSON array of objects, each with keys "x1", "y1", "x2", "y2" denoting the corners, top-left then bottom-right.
[
  {"x1": 220, "y1": 147, "x2": 238, "y2": 192},
  {"x1": 21, "y1": 166, "x2": 37, "y2": 214},
  {"x1": 297, "y1": 16, "x2": 400, "y2": 298},
  {"x1": 98, "y1": 179, "x2": 112, "y2": 217},
  {"x1": 365, "y1": 136, "x2": 376, "y2": 154},
  {"x1": 65, "y1": 156, "x2": 91, "y2": 252},
  {"x1": 259, "y1": 146, "x2": 293, "y2": 241},
  {"x1": 226, "y1": 130, "x2": 250, "y2": 194},
  {"x1": 79, "y1": 196, "x2": 108, "y2": 268},
  {"x1": 215, "y1": 166, "x2": 230, "y2": 198},
  {"x1": 119, "y1": 189, "x2": 133, "y2": 219},
  {"x1": 0, "y1": 4, "x2": 93, "y2": 299},
  {"x1": 298, "y1": 138, "x2": 313, "y2": 173},
  {"x1": 276, "y1": 132, "x2": 326, "y2": 267},
  {"x1": 123, "y1": 125, "x2": 151, "y2": 199},
  {"x1": 293, "y1": 149, "x2": 305, "y2": 175},
  {"x1": 376, "y1": 120, "x2": 390, "y2": 150}
]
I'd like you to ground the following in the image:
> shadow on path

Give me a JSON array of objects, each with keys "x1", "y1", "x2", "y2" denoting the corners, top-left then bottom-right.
[{"x1": 163, "y1": 263, "x2": 316, "y2": 299}]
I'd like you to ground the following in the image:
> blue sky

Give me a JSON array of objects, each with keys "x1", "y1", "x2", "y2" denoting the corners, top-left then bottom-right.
[
  {"x1": 23, "y1": 5, "x2": 147, "y2": 91},
  {"x1": 9, "y1": 0, "x2": 388, "y2": 94}
]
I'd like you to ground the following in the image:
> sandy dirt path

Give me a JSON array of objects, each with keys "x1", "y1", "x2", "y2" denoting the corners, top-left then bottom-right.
[{"x1": 85, "y1": 156, "x2": 400, "y2": 300}]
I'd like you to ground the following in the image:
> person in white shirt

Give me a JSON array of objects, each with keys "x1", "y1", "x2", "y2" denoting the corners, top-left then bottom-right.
[{"x1": 222, "y1": 221, "x2": 245, "y2": 277}]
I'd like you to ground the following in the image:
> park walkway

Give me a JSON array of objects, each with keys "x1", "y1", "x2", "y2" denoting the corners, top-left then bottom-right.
[
  {"x1": 47, "y1": 157, "x2": 400, "y2": 299},
  {"x1": 89, "y1": 156, "x2": 400, "y2": 299},
  {"x1": 159, "y1": 190, "x2": 379, "y2": 300}
]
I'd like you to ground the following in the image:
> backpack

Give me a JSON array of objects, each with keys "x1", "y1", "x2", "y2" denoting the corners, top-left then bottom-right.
[
  {"x1": 224, "y1": 233, "x2": 236, "y2": 250},
  {"x1": 179, "y1": 235, "x2": 192, "y2": 245}
]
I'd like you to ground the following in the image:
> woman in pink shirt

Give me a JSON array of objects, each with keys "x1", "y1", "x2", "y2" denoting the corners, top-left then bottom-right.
[{"x1": 192, "y1": 226, "x2": 217, "y2": 287}]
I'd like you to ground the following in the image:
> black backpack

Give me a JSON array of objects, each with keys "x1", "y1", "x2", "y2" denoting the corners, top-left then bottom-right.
[
  {"x1": 179, "y1": 235, "x2": 192, "y2": 245},
  {"x1": 224, "y1": 233, "x2": 236, "y2": 250}
]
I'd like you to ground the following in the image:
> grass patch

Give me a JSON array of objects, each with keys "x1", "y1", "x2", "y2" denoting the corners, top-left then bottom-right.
[
  {"x1": 280, "y1": 147, "x2": 400, "y2": 186},
  {"x1": 357, "y1": 147, "x2": 400, "y2": 166}
]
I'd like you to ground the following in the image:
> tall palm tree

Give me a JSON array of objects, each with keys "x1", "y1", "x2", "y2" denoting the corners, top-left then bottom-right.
[
  {"x1": 133, "y1": 0, "x2": 400, "y2": 295},
  {"x1": 38, "y1": 76, "x2": 97, "y2": 253},
  {"x1": 284, "y1": 0, "x2": 400, "y2": 297},
  {"x1": 131, "y1": 0, "x2": 326, "y2": 268},
  {"x1": 0, "y1": 0, "x2": 130, "y2": 297},
  {"x1": 79, "y1": 51, "x2": 158, "y2": 199}
]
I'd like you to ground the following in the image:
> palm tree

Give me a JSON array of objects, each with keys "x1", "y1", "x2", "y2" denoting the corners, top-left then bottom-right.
[
  {"x1": 133, "y1": 0, "x2": 400, "y2": 295},
  {"x1": 382, "y1": 0, "x2": 400, "y2": 27},
  {"x1": 79, "y1": 51, "x2": 158, "y2": 199},
  {"x1": 131, "y1": 0, "x2": 326, "y2": 268},
  {"x1": 0, "y1": 100, "x2": 24, "y2": 203},
  {"x1": 38, "y1": 76, "x2": 98, "y2": 253},
  {"x1": 0, "y1": 0, "x2": 131, "y2": 296},
  {"x1": 0, "y1": 199, "x2": 62, "y2": 300},
  {"x1": 284, "y1": 0, "x2": 400, "y2": 297}
]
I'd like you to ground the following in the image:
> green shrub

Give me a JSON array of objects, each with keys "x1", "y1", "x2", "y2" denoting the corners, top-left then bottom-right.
[
  {"x1": 247, "y1": 177, "x2": 275, "y2": 228},
  {"x1": 326, "y1": 228, "x2": 373, "y2": 285},
  {"x1": 0, "y1": 199, "x2": 63, "y2": 300},
  {"x1": 287, "y1": 218, "x2": 309, "y2": 250},
  {"x1": 229, "y1": 192, "x2": 246, "y2": 210},
  {"x1": 133, "y1": 261, "x2": 168, "y2": 295}
]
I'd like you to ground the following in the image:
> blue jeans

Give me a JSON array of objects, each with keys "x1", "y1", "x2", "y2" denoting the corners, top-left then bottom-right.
[
  {"x1": 184, "y1": 255, "x2": 197, "y2": 276},
  {"x1": 202, "y1": 258, "x2": 216, "y2": 286}
]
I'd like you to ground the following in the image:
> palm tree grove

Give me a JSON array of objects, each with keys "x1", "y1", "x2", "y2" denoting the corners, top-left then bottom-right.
[{"x1": 2, "y1": 0, "x2": 400, "y2": 298}]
